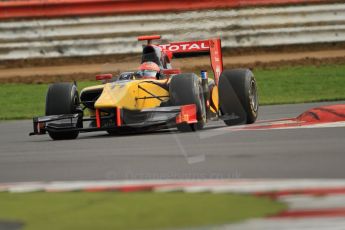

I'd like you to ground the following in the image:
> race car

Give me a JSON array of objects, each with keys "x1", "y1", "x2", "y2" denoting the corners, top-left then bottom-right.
[{"x1": 30, "y1": 35, "x2": 259, "y2": 140}]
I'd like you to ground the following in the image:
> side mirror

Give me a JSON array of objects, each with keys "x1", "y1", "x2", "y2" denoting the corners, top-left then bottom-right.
[
  {"x1": 96, "y1": 74, "x2": 113, "y2": 82},
  {"x1": 161, "y1": 69, "x2": 181, "y2": 75}
]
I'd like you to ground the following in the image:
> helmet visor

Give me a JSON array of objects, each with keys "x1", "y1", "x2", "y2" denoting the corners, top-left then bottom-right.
[{"x1": 136, "y1": 70, "x2": 158, "y2": 79}]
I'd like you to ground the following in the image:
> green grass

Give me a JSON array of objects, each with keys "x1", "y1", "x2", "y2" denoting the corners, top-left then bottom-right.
[
  {"x1": 254, "y1": 64, "x2": 345, "y2": 105},
  {"x1": 0, "y1": 192, "x2": 285, "y2": 230},
  {"x1": 0, "y1": 64, "x2": 344, "y2": 120},
  {"x1": 0, "y1": 81, "x2": 96, "y2": 120}
]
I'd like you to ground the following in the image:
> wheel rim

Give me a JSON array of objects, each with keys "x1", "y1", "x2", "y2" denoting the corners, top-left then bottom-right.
[{"x1": 249, "y1": 79, "x2": 258, "y2": 112}]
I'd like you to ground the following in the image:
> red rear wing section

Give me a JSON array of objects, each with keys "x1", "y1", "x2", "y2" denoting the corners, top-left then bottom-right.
[
  {"x1": 159, "y1": 40, "x2": 210, "y2": 53},
  {"x1": 158, "y1": 39, "x2": 224, "y2": 85}
]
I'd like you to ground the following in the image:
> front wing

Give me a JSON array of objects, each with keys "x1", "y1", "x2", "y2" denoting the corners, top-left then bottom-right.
[{"x1": 30, "y1": 104, "x2": 197, "y2": 136}]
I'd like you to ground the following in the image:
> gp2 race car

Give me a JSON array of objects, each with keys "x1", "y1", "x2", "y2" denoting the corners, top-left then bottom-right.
[{"x1": 30, "y1": 35, "x2": 259, "y2": 140}]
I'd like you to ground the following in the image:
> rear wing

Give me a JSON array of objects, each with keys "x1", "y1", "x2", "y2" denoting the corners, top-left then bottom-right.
[
  {"x1": 158, "y1": 39, "x2": 223, "y2": 85},
  {"x1": 138, "y1": 35, "x2": 223, "y2": 85}
]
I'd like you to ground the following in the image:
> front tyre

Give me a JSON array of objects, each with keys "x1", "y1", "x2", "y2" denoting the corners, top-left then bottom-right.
[
  {"x1": 169, "y1": 73, "x2": 206, "y2": 132},
  {"x1": 219, "y1": 69, "x2": 258, "y2": 126},
  {"x1": 46, "y1": 82, "x2": 81, "y2": 140}
]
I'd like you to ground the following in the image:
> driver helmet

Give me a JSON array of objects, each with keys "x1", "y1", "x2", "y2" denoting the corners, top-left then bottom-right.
[{"x1": 137, "y1": 61, "x2": 160, "y2": 79}]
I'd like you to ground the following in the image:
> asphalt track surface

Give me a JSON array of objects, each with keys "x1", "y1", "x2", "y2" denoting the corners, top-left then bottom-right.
[{"x1": 0, "y1": 101, "x2": 345, "y2": 183}]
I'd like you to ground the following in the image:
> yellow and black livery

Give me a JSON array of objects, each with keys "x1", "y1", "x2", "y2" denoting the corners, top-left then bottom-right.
[{"x1": 31, "y1": 35, "x2": 258, "y2": 140}]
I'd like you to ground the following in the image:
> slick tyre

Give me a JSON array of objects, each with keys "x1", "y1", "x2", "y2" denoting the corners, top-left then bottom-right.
[
  {"x1": 219, "y1": 69, "x2": 258, "y2": 126},
  {"x1": 46, "y1": 83, "x2": 80, "y2": 140},
  {"x1": 169, "y1": 73, "x2": 206, "y2": 132}
]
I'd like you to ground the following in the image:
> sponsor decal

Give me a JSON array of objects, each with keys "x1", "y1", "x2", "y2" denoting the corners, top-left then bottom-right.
[
  {"x1": 159, "y1": 41, "x2": 209, "y2": 52},
  {"x1": 102, "y1": 119, "x2": 116, "y2": 128}
]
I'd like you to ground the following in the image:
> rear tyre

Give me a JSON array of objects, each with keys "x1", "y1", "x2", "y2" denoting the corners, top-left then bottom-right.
[
  {"x1": 46, "y1": 83, "x2": 80, "y2": 140},
  {"x1": 169, "y1": 73, "x2": 206, "y2": 132},
  {"x1": 219, "y1": 69, "x2": 258, "y2": 126}
]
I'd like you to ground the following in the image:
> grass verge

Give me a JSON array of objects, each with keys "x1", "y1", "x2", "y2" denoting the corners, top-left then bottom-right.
[
  {"x1": 0, "y1": 64, "x2": 344, "y2": 120},
  {"x1": 0, "y1": 81, "x2": 95, "y2": 120},
  {"x1": 255, "y1": 64, "x2": 345, "y2": 105},
  {"x1": 0, "y1": 192, "x2": 285, "y2": 230}
]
